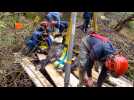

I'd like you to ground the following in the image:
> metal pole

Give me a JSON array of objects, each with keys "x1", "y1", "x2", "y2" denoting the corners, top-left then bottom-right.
[{"x1": 64, "y1": 12, "x2": 77, "y2": 87}]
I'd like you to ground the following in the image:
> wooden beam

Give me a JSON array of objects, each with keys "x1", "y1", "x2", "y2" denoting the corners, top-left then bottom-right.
[
  {"x1": 109, "y1": 76, "x2": 133, "y2": 87},
  {"x1": 45, "y1": 64, "x2": 79, "y2": 87},
  {"x1": 36, "y1": 53, "x2": 79, "y2": 87},
  {"x1": 45, "y1": 64, "x2": 64, "y2": 87},
  {"x1": 21, "y1": 57, "x2": 53, "y2": 87},
  {"x1": 72, "y1": 68, "x2": 112, "y2": 87},
  {"x1": 20, "y1": 55, "x2": 133, "y2": 87},
  {"x1": 72, "y1": 67, "x2": 133, "y2": 87}
]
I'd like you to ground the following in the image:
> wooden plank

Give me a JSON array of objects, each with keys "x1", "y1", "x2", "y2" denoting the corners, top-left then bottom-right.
[
  {"x1": 21, "y1": 62, "x2": 44, "y2": 87},
  {"x1": 109, "y1": 76, "x2": 133, "y2": 87},
  {"x1": 72, "y1": 68, "x2": 112, "y2": 87},
  {"x1": 21, "y1": 57, "x2": 53, "y2": 87},
  {"x1": 72, "y1": 67, "x2": 133, "y2": 87},
  {"x1": 37, "y1": 54, "x2": 47, "y2": 61},
  {"x1": 61, "y1": 73, "x2": 79, "y2": 87},
  {"x1": 45, "y1": 64, "x2": 64, "y2": 87},
  {"x1": 45, "y1": 64, "x2": 79, "y2": 87},
  {"x1": 92, "y1": 67, "x2": 132, "y2": 87}
]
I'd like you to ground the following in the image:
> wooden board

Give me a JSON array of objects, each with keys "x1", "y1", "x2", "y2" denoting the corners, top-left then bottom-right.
[
  {"x1": 109, "y1": 76, "x2": 133, "y2": 87},
  {"x1": 72, "y1": 68, "x2": 112, "y2": 87},
  {"x1": 72, "y1": 68, "x2": 133, "y2": 87},
  {"x1": 45, "y1": 64, "x2": 64, "y2": 87},
  {"x1": 37, "y1": 54, "x2": 47, "y2": 61},
  {"x1": 20, "y1": 54, "x2": 133, "y2": 87},
  {"x1": 37, "y1": 53, "x2": 79, "y2": 87},
  {"x1": 45, "y1": 64, "x2": 79, "y2": 87},
  {"x1": 21, "y1": 57, "x2": 53, "y2": 87},
  {"x1": 62, "y1": 73, "x2": 79, "y2": 87}
]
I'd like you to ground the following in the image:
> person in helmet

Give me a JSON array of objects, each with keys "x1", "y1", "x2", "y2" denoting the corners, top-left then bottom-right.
[
  {"x1": 45, "y1": 12, "x2": 62, "y2": 32},
  {"x1": 79, "y1": 31, "x2": 128, "y2": 87},
  {"x1": 45, "y1": 12, "x2": 68, "y2": 34},
  {"x1": 46, "y1": 12, "x2": 61, "y2": 23},
  {"x1": 26, "y1": 26, "x2": 45, "y2": 51},
  {"x1": 26, "y1": 22, "x2": 53, "y2": 52}
]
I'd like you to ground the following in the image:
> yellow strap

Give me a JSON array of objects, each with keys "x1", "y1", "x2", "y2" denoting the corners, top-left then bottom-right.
[
  {"x1": 39, "y1": 42, "x2": 48, "y2": 49},
  {"x1": 65, "y1": 14, "x2": 72, "y2": 46},
  {"x1": 59, "y1": 48, "x2": 67, "y2": 60},
  {"x1": 66, "y1": 60, "x2": 72, "y2": 64}
]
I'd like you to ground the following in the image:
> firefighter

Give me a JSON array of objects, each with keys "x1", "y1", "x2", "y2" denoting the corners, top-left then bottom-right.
[
  {"x1": 26, "y1": 21, "x2": 53, "y2": 54},
  {"x1": 79, "y1": 31, "x2": 128, "y2": 87}
]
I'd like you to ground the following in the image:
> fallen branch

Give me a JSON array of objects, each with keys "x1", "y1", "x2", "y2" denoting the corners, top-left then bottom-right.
[{"x1": 113, "y1": 14, "x2": 134, "y2": 32}]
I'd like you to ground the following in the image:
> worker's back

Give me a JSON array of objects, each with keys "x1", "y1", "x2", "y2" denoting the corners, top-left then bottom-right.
[{"x1": 87, "y1": 34, "x2": 116, "y2": 60}]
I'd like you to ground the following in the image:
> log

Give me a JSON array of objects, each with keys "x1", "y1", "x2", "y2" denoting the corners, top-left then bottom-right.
[{"x1": 20, "y1": 57, "x2": 53, "y2": 87}]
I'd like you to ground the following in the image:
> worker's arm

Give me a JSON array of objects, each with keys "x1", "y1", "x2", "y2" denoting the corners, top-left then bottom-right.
[
  {"x1": 86, "y1": 57, "x2": 94, "y2": 78},
  {"x1": 96, "y1": 64, "x2": 108, "y2": 87}
]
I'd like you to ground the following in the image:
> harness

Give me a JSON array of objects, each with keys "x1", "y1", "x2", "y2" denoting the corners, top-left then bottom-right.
[
  {"x1": 82, "y1": 32, "x2": 111, "y2": 61},
  {"x1": 54, "y1": 47, "x2": 68, "y2": 68},
  {"x1": 89, "y1": 32, "x2": 110, "y2": 42}
]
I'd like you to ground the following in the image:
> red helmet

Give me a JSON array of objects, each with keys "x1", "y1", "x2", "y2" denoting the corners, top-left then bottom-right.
[{"x1": 105, "y1": 55, "x2": 128, "y2": 76}]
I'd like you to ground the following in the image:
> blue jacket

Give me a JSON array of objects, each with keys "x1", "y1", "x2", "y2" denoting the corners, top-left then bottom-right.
[
  {"x1": 26, "y1": 29, "x2": 53, "y2": 49},
  {"x1": 87, "y1": 35, "x2": 117, "y2": 61},
  {"x1": 26, "y1": 30, "x2": 43, "y2": 49},
  {"x1": 47, "y1": 12, "x2": 60, "y2": 22}
]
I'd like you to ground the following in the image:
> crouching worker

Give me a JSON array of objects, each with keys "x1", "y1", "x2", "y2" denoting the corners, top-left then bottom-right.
[
  {"x1": 79, "y1": 31, "x2": 128, "y2": 87},
  {"x1": 25, "y1": 26, "x2": 45, "y2": 53},
  {"x1": 25, "y1": 24, "x2": 53, "y2": 55}
]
